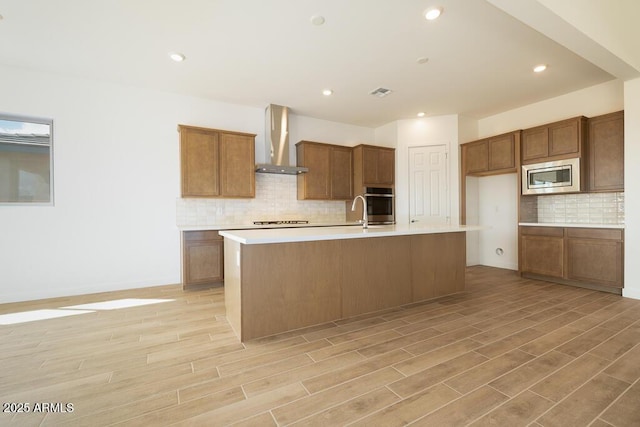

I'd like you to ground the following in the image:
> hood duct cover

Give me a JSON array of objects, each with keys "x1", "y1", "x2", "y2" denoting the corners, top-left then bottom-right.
[{"x1": 255, "y1": 104, "x2": 308, "y2": 175}]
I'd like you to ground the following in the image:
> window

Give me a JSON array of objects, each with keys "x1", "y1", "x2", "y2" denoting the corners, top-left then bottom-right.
[{"x1": 0, "y1": 114, "x2": 53, "y2": 204}]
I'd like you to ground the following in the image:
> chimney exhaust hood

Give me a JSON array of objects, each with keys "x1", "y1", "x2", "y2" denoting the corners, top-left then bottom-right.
[{"x1": 255, "y1": 104, "x2": 308, "y2": 175}]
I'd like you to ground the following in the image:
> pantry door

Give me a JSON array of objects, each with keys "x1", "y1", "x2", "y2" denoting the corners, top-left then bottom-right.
[{"x1": 409, "y1": 145, "x2": 449, "y2": 225}]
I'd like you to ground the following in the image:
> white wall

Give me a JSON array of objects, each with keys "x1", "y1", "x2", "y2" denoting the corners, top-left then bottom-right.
[
  {"x1": 458, "y1": 115, "x2": 480, "y2": 145},
  {"x1": 465, "y1": 176, "x2": 480, "y2": 266},
  {"x1": 0, "y1": 65, "x2": 373, "y2": 303},
  {"x1": 478, "y1": 80, "x2": 624, "y2": 137},
  {"x1": 477, "y1": 174, "x2": 519, "y2": 270},
  {"x1": 0, "y1": 64, "x2": 261, "y2": 303},
  {"x1": 623, "y1": 78, "x2": 640, "y2": 299},
  {"x1": 373, "y1": 121, "x2": 399, "y2": 148},
  {"x1": 288, "y1": 114, "x2": 374, "y2": 152},
  {"x1": 393, "y1": 115, "x2": 460, "y2": 225}
]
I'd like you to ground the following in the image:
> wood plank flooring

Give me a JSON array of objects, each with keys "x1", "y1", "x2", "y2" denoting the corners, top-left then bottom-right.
[{"x1": 1, "y1": 266, "x2": 640, "y2": 426}]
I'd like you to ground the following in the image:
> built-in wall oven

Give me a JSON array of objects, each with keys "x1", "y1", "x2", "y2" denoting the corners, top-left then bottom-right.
[
  {"x1": 364, "y1": 187, "x2": 395, "y2": 224},
  {"x1": 522, "y1": 158, "x2": 581, "y2": 195}
]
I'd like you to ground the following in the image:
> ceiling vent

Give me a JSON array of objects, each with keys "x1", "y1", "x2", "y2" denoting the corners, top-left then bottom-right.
[{"x1": 370, "y1": 87, "x2": 393, "y2": 98}]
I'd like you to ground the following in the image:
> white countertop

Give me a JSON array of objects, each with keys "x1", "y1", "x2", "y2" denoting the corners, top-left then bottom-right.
[
  {"x1": 219, "y1": 224, "x2": 483, "y2": 245},
  {"x1": 519, "y1": 222, "x2": 625, "y2": 229},
  {"x1": 179, "y1": 221, "x2": 359, "y2": 231}
]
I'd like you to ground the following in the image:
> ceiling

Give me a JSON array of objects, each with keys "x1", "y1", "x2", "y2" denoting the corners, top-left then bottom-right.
[{"x1": 0, "y1": 0, "x2": 634, "y2": 128}]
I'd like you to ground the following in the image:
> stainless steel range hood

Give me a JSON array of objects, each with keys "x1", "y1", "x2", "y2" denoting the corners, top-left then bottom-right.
[{"x1": 255, "y1": 104, "x2": 308, "y2": 175}]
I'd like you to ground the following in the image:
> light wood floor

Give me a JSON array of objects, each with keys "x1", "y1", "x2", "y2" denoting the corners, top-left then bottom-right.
[{"x1": 2, "y1": 266, "x2": 640, "y2": 426}]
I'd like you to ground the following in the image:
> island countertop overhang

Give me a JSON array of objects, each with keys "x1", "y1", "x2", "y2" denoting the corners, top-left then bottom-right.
[{"x1": 219, "y1": 224, "x2": 483, "y2": 245}]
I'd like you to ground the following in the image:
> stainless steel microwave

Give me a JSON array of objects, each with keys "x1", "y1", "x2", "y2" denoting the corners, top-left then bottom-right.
[{"x1": 522, "y1": 158, "x2": 581, "y2": 195}]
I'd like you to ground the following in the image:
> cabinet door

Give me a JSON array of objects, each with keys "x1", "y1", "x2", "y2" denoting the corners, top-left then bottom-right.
[
  {"x1": 180, "y1": 128, "x2": 220, "y2": 197},
  {"x1": 566, "y1": 238, "x2": 623, "y2": 288},
  {"x1": 520, "y1": 227, "x2": 564, "y2": 278},
  {"x1": 219, "y1": 133, "x2": 255, "y2": 198},
  {"x1": 463, "y1": 140, "x2": 488, "y2": 174},
  {"x1": 362, "y1": 147, "x2": 379, "y2": 185},
  {"x1": 330, "y1": 146, "x2": 353, "y2": 200},
  {"x1": 549, "y1": 119, "x2": 580, "y2": 157},
  {"x1": 522, "y1": 126, "x2": 548, "y2": 163},
  {"x1": 565, "y1": 228, "x2": 623, "y2": 288},
  {"x1": 298, "y1": 143, "x2": 331, "y2": 199},
  {"x1": 376, "y1": 148, "x2": 395, "y2": 185},
  {"x1": 488, "y1": 134, "x2": 515, "y2": 171},
  {"x1": 588, "y1": 111, "x2": 624, "y2": 192},
  {"x1": 183, "y1": 231, "x2": 224, "y2": 286}
]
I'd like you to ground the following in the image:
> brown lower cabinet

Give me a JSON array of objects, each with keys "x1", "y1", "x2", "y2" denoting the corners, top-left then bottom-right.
[
  {"x1": 520, "y1": 227, "x2": 564, "y2": 278},
  {"x1": 565, "y1": 228, "x2": 624, "y2": 287},
  {"x1": 182, "y1": 231, "x2": 224, "y2": 288},
  {"x1": 520, "y1": 226, "x2": 624, "y2": 293}
]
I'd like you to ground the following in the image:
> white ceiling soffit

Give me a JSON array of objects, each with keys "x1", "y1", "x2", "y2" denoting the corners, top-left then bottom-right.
[{"x1": 487, "y1": 0, "x2": 640, "y2": 81}]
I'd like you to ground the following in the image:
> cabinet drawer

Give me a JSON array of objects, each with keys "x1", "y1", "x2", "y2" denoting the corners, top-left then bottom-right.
[
  {"x1": 566, "y1": 228, "x2": 623, "y2": 241},
  {"x1": 184, "y1": 230, "x2": 222, "y2": 242},
  {"x1": 520, "y1": 226, "x2": 564, "y2": 238}
]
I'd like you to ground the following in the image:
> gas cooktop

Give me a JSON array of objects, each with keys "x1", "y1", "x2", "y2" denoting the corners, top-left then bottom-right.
[{"x1": 252, "y1": 220, "x2": 309, "y2": 225}]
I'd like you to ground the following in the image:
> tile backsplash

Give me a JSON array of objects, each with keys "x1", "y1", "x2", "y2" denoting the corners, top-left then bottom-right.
[
  {"x1": 522, "y1": 192, "x2": 624, "y2": 225},
  {"x1": 176, "y1": 173, "x2": 347, "y2": 226}
]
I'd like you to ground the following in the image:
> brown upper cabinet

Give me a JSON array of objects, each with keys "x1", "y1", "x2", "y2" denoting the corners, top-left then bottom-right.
[
  {"x1": 353, "y1": 144, "x2": 395, "y2": 186},
  {"x1": 521, "y1": 116, "x2": 587, "y2": 164},
  {"x1": 462, "y1": 131, "x2": 519, "y2": 176},
  {"x1": 296, "y1": 141, "x2": 353, "y2": 200},
  {"x1": 179, "y1": 125, "x2": 255, "y2": 198},
  {"x1": 587, "y1": 111, "x2": 624, "y2": 192}
]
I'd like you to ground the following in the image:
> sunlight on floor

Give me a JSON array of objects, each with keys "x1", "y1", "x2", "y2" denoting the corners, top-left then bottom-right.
[
  {"x1": 0, "y1": 299, "x2": 175, "y2": 325},
  {"x1": 0, "y1": 309, "x2": 95, "y2": 325},
  {"x1": 62, "y1": 298, "x2": 175, "y2": 310}
]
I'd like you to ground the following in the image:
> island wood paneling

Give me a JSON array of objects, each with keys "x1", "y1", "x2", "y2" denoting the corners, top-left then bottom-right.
[
  {"x1": 238, "y1": 240, "x2": 343, "y2": 341},
  {"x1": 341, "y1": 236, "x2": 412, "y2": 318},
  {"x1": 225, "y1": 232, "x2": 466, "y2": 341},
  {"x1": 411, "y1": 232, "x2": 466, "y2": 301}
]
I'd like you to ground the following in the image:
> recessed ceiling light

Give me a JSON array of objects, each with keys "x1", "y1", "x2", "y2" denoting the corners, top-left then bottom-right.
[
  {"x1": 533, "y1": 64, "x2": 547, "y2": 73},
  {"x1": 417, "y1": 112, "x2": 426, "y2": 117},
  {"x1": 424, "y1": 7, "x2": 443, "y2": 21},
  {"x1": 310, "y1": 15, "x2": 325, "y2": 26},
  {"x1": 416, "y1": 57, "x2": 429, "y2": 65},
  {"x1": 322, "y1": 89, "x2": 333, "y2": 96},
  {"x1": 169, "y1": 52, "x2": 186, "y2": 62}
]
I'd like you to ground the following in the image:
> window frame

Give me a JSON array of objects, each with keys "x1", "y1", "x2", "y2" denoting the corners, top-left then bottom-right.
[{"x1": 0, "y1": 113, "x2": 54, "y2": 206}]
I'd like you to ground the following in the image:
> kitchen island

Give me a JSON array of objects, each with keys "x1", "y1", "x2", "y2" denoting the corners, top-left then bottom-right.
[{"x1": 220, "y1": 224, "x2": 481, "y2": 341}]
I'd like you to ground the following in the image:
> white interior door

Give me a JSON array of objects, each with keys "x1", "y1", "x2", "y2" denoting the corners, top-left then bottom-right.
[{"x1": 409, "y1": 145, "x2": 449, "y2": 225}]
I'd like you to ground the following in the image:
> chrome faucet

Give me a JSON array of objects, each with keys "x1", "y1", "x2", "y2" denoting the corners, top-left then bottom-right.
[{"x1": 351, "y1": 195, "x2": 368, "y2": 229}]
